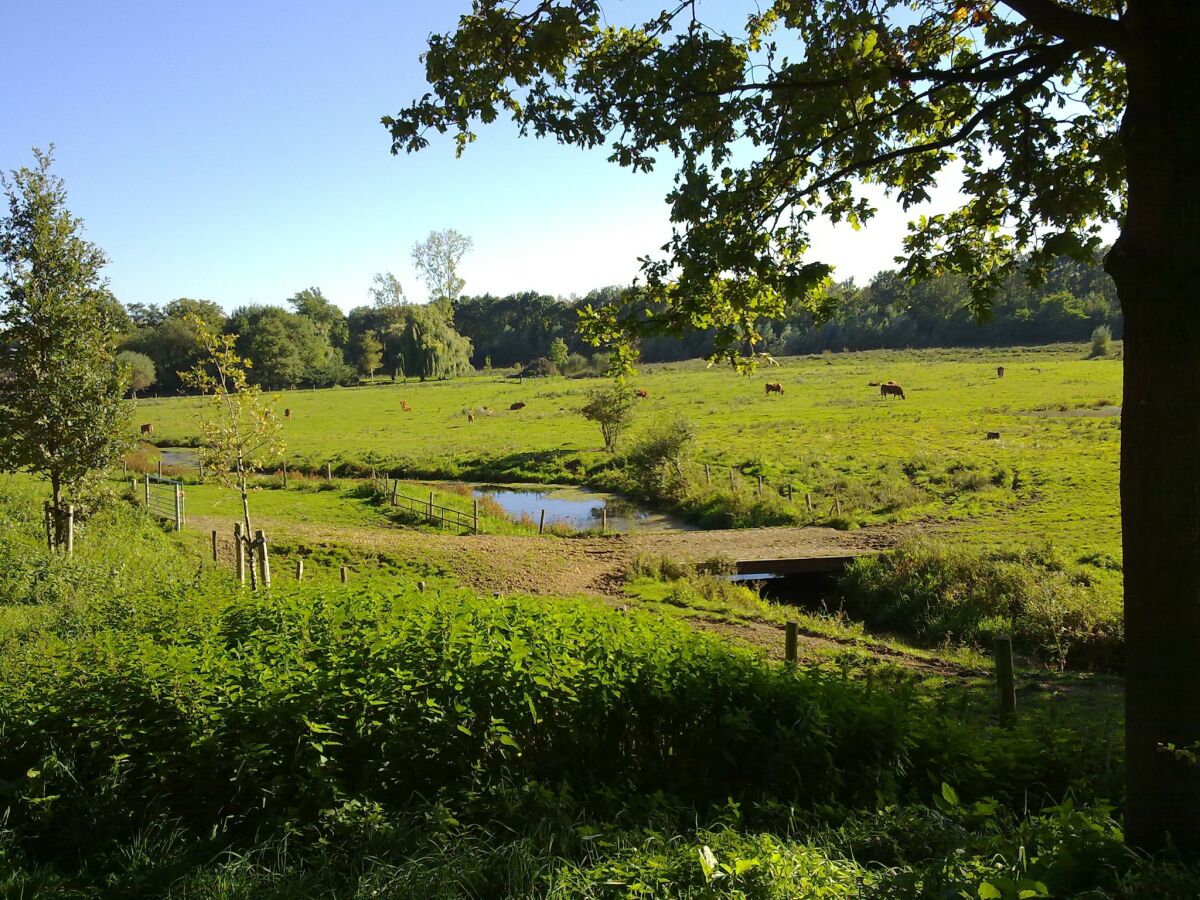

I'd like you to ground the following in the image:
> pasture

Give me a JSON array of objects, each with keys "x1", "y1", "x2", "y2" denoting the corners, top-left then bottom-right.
[{"x1": 137, "y1": 344, "x2": 1123, "y2": 565}]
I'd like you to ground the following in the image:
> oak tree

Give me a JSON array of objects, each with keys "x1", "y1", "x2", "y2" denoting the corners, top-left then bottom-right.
[{"x1": 384, "y1": 0, "x2": 1200, "y2": 850}]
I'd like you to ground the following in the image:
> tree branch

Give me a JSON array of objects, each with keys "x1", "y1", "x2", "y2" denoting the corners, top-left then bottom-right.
[{"x1": 1000, "y1": 0, "x2": 1127, "y2": 54}]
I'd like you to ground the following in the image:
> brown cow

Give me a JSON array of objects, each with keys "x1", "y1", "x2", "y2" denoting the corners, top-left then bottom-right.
[
  {"x1": 510, "y1": 401, "x2": 527, "y2": 411},
  {"x1": 140, "y1": 423, "x2": 153, "y2": 436},
  {"x1": 635, "y1": 388, "x2": 650, "y2": 399},
  {"x1": 467, "y1": 411, "x2": 475, "y2": 424},
  {"x1": 284, "y1": 408, "x2": 292, "y2": 419},
  {"x1": 996, "y1": 366, "x2": 1005, "y2": 379},
  {"x1": 764, "y1": 382, "x2": 784, "y2": 396},
  {"x1": 880, "y1": 382, "x2": 906, "y2": 400},
  {"x1": 400, "y1": 400, "x2": 412, "y2": 412}
]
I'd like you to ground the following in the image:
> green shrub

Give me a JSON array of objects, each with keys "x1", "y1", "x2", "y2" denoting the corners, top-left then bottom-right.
[
  {"x1": 837, "y1": 541, "x2": 1123, "y2": 669},
  {"x1": 1090, "y1": 324, "x2": 1113, "y2": 358}
]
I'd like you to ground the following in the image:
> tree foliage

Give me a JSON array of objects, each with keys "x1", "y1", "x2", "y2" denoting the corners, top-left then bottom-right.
[
  {"x1": 580, "y1": 384, "x2": 636, "y2": 452},
  {"x1": 117, "y1": 350, "x2": 156, "y2": 397},
  {"x1": 0, "y1": 148, "x2": 129, "y2": 535},
  {"x1": 411, "y1": 228, "x2": 473, "y2": 309}
]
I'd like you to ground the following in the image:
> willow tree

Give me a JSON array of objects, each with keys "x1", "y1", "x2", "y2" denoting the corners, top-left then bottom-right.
[{"x1": 384, "y1": 0, "x2": 1199, "y2": 850}]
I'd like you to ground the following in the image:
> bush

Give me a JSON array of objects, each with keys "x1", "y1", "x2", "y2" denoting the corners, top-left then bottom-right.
[
  {"x1": 622, "y1": 415, "x2": 696, "y2": 502},
  {"x1": 1090, "y1": 324, "x2": 1113, "y2": 358},
  {"x1": 580, "y1": 384, "x2": 637, "y2": 452},
  {"x1": 837, "y1": 540, "x2": 1123, "y2": 669}
]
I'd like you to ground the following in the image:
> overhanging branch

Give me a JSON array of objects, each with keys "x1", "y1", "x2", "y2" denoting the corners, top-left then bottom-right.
[{"x1": 1000, "y1": 0, "x2": 1127, "y2": 54}]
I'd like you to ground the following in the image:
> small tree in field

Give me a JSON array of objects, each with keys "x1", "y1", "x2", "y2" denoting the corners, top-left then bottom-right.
[
  {"x1": 357, "y1": 330, "x2": 383, "y2": 379},
  {"x1": 117, "y1": 350, "x2": 156, "y2": 397},
  {"x1": 548, "y1": 337, "x2": 569, "y2": 374},
  {"x1": 581, "y1": 384, "x2": 636, "y2": 452},
  {"x1": 1090, "y1": 325, "x2": 1113, "y2": 359},
  {"x1": 0, "y1": 148, "x2": 129, "y2": 547},
  {"x1": 181, "y1": 315, "x2": 283, "y2": 590}
]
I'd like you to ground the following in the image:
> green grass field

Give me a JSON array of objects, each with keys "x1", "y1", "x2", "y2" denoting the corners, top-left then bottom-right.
[{"x1": 137, "y1": 344, "x2": 1122, "y2": 563}]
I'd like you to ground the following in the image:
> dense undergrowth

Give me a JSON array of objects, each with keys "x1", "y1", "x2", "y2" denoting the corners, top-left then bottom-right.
[{"x1": 0, "y1": 480, "x2": 1193, "y2": 897}]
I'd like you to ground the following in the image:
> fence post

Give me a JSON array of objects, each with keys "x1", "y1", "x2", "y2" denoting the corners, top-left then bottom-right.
[
  {"x1": 602, "y1": 506, "x2": 608, "y2": 533},
  {"x1": 123, "y1": 459, "x2": 128, "y2": 476},
  {"x1": 995, "y1": 637, "x2": 1016, "y2": 725},
  {"x1": 392, "y1": 478, "x2": 399, "y2": 504},
  {"x1": 144, "y1": 474, "x2": 150, "y2": 507},
  {"x1": 44, "y1": 502, "x2": 53, "y2": 551},
  {"x1": 785, "y1": 622, "x2": 798, "y2": 665},
  {"x1": 296, "y1": 559, "x2": 304, "y2": 582},
  {"x1": 174, "y1": 485, "x2": 183, "y2": 531},
  {"x1": 211, "y1": 529, "x2": 218, "y2": 562},
  {"x1": 326, "y1": 462, "x2": 332, "y2": 481},
  {"x1": 834, "y1": 496, "x2": 842, "y2": 517},
  {"x1": 805, "y1": 492, "x2": 813, "y2": 512},
  {"x1": 428, "y1": 491, "x2": 434, "y2": 522},
  {"x1": 340, "y1": 565, "x2": 348, "y2": 583},
  {"x1": 199, "y1": 460, "x2": 205, "y2": 480},
  {"x1": 787, "y1": 483, "x2": 794, "y2": 502},
  {"x1": 473, "y1": 499, "x2": 479, "y2": 534},
  {"x1": 157, "y1": 459, "x2": 162, "y2": 478},
  {"x1": 757, "y1": 475, "x2": 763, "y2": 496},
  {"x1": 255, "y1": 529, "x2": 271, "y2": 588},
  {"x1": 539, "y1": 509, "x2": 546, "y2": 534},
  {"x1": 65, "y1": 504, "x2": 74, "y2": 557},
  {"x1": 234, "y1": 523, "x2": 245, "y2": 584},
  {"x1": 704, "y1": 463, "x2": 711, "y2": 484}
]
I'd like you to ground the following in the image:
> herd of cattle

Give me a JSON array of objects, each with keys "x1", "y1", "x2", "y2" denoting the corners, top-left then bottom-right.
[{"x1": 136, "y1": 365, "x2": 1012, "y2": 435}]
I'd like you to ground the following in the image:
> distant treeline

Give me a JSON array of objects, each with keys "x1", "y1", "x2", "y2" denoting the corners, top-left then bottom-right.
[{"x1": 114, "y1": 254, "x2": 1119, "y2": 395}]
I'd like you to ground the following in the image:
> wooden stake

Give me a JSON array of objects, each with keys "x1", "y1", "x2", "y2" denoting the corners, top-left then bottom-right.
[
  {"x1": 234, "y1": 523, "x2": 245, "y2": 584},
  {"x1": 296, "y1": 559, "x2": 304, "y2": 581},
  {"x1": 473, "y1": 499, "x2": 479, "y2": 534},
  {"x1": 785, "y1": 622, "x2": 798, "y2": 665},
  {"x1": 174, "y1": 485, "x2": 183, "y2": 531},
  {"x1": 326, "y1": 462, "x2": 332, "y2": 481},
  {"x1": 428, "y1": 491, "x2": 434, "y2": 521},
  {"x1": 340, "y1": 565, "x2": 348, "y2": 583},
  {"x1": 255, "y1": 529, "x2": 270, "y2": 588},
  {"x1": 704, "y1": 463, "x2": 711, "y2": 484},
  {"x1": 757, "y1": 474, "x2": 763, "y2": 496},
  {"x1": 805, "y1": 493, "x2": 813, "y2": 512},
  {"x1": 157, "y1": 459, "x2": 162, "y2": 478},
  {"x1": 144, "y1": 474, "x2": 150, "y2": 507},
  {"x1": 211, "y1": 529, "x2": 218, "y2": 562},
  {"x1": 64, "y1": 504, "x2": 74, "y2": 556},
  {"x1": 995, "y1": 637, "x2": 1016, "y2": 725},
  {"x1": 602, "y1": 506, "x2": 608, "y2": 533},
  {"x1": 787, "y1": 483, "x2": 794, "y2": 501},
  {"x1": 834, "y1": 496, "x2": 842, "y2": 517},
  {"x1": 392, "y1": 478, "x2": 399, "y2": 504},
  {"x1": 539, "y1": 509, "x2": 545, "y2": 534}
]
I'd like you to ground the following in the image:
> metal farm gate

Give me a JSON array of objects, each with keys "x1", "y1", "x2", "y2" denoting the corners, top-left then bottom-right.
[{"x1": 142, "y1": 474, "x2": 185, "y2": 530}]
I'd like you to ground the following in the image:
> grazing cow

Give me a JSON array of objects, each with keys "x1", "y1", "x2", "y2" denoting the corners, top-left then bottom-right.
[
  {"x1": 635, "y1": 388, "x2": 650, "y2": 399},
  {"x1": 986, "y1": 431, "x2": 1001, "y2": 440},
  {"x1": 284, "y1": 408, "x2": 292, "y2": 419},
  {"x1": 880, "y1": 382, "x2": 906, "y2": 400},
  {"x1": 510, "y1": 401, "x2": 527, "y2": 411},
  {"x1": 867, "y1": 381, "x2": 881, "y2": 387},
  {"x1": 400, "y1": 400, "x2": 412, "y2": 412},
  {"x1": 467, "y1": 411, "x2": 475, "y2": 424},
  {"x1": 996, "y1": 366, "x2": 1006, "y2": 379},
  {"x1": 764, "y1": 382, "x2": 785, "y2": 396},
  {"x1": 140, "y1": 423, "x2": 153, "y2": 436}
]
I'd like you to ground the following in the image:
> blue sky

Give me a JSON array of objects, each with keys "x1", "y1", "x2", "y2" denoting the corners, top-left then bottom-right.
[{"x1": 2, "y1": 0, "x2": 964, "y2": 313}]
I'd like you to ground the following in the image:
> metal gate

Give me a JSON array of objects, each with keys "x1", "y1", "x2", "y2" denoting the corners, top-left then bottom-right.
[{"x1": 142, "y1": 474, "x2": 185, "y2": 530}]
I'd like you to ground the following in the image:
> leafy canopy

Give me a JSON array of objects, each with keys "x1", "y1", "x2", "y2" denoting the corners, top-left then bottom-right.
[
  {"x1": 384, "y1": 0, "x2": 1124, "y2": 366},
  {"x1": 0, "y1": 148, "x2": 130, "y2": 503}
]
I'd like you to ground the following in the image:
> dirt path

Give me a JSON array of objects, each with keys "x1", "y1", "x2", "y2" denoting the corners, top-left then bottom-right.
[{"x1": 190, "y1": 515, "x2": 900, "y2": 598}]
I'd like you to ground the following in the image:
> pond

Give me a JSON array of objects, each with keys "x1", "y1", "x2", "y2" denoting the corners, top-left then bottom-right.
[
  {"x1": 158, "y1": 447, "x2": 199, "y2": 467},
  {"x1": 472, "y1": 484, "x2": 694, "y2": 533}
]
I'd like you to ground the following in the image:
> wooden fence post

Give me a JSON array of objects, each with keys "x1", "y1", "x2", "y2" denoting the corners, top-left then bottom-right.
[
  {"x1": 785, "y1": 622, "x2": 798, "y2": 665},
  {"x1": 157, "y1": 459, "x2": 163, "y2": 478},
  {"x1": 174, "y1": 485, "x2": 183, "y2": 531},
  {"x1": 805, "y1": 492, "x2": 813, "y2": 512},
  {"x1": 392, "y1": 478, "x2": 399, "y2": 504},
  {"x1": 296, "y1": 559, "x2": 304, "y2": 582},
  {"x1": 44, "y1": 502, "x2": 53, "y2": 551},
  {"x1": 326, "y1": 462, "x2": 332, "y2": 481},
  {"x1": 473, "y1": 499, "x2": 479, "y2": 534},
  {"x1": 757, "y1": 475, "x2": 764, "y2": 496},
  {"x1": 995, "y1": 637, "x2": 1016, "y2": 725},
  {"x1": 539, "y1": 509, "x2": 546, "y2": 534},
  {"x1": 704, "y1": 463, "x2": 711, "y2": 484},
  {"x1": 340, "y1": 565, "x2": 348, "y2": 583},
  {"x1": 255, "y1": 529, "x2": 270, "y2": 588},
  {"x1": 428, "y1": 491, "x2": 434, "y2": 522},
  {"x1": 234, "y1": 523, "x2": 245, "y2": 584},
  {"x1": 64, "y1": 504, "x2": 74, "y2": 557},
  {"x1": 787, "y1": 483, "x2": 794, "y2": 502},
  {"x1": 602, "y1": 506, "x2": 608, "y2": 533},
  {"x1": 144, "y1": 474, "x2": 150, "y2": 507},
  {"x1": 211, "y1": 529, "x2": 218, "y2": 562},
  {"x1": 834, "y1": 496, "x2": 842, "y2": 517}
]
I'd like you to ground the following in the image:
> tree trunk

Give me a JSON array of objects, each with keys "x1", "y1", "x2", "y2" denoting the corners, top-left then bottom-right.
[
  {"x1": 50, "y1": 472, "x2": 63, "y2": 550},
  {"x1": 1107, "y1": 7, "x2": 1200, "y2": 852}
]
